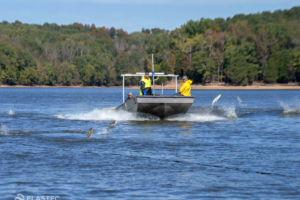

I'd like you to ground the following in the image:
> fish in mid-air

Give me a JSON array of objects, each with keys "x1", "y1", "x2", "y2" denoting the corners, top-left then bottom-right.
[
  {"x1": 107, "y1": 121, "x2": 117, "y2": 132},
  {"x1": 211, "y1": 94, "x2": 221, "y2": 107},
  {"x1": 86, "y1": 128, "x2": 93, "y2": 139},
  {"x1": 237, "y1": 96, "x2": 242, "y2": 103}
]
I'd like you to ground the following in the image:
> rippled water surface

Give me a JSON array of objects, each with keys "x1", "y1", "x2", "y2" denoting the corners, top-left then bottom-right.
[{"x1": 0, "y1": 88, "x2": 300, "y2": 199}]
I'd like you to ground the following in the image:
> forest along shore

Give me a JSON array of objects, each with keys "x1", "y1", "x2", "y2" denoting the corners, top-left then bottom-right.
[
  {"x1": 1, "y1": 6, "x2": 300, "y2": 87},
  {"x1": 1, "y1": 83, "x2": 300, "y2": 90}
]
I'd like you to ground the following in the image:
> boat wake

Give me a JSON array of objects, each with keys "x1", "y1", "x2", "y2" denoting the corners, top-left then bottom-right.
[
  {"x1": 55, "y1": 105, "x2": 238, "y2": 122},
  {"x1": 165, "y1": 113, "x2": 225, "y2": 122},
  {"x1": 56, "y1": 107, "x2": 160, "y2": 121}
]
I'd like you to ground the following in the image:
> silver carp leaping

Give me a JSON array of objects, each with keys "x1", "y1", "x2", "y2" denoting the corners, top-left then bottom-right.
[
  {"x1": 107, "y1": 121, "x2": 117, "y2": 132},
  {"x1": 237, "y1": 96, "x2": 242, "y2": 103},
  {"x1": 86, "y1": 120, "x2": 117, "y2": 139},
  {"x1": 211, "y1": 94, "x2": 221, "y2": 107},
  {"x1": 86, "y1": 128, "x2": 93, "y2": 139}
]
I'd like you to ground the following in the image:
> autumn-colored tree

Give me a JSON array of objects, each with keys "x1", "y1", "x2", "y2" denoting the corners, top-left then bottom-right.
[{"x1": 74, "y1": 23, "x2": 85, "y2": 30}]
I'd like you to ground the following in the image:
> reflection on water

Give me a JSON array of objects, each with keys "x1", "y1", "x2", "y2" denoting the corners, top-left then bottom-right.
[
  {"x1": 180, "y1": 122, "x2": 191, "y2": 129},
  {"x1": 179, "y1": 122, "x2": 193, "y2": 137}
]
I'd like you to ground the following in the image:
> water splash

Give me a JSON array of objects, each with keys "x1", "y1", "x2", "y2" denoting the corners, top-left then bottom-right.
[
  {"x1": 7, "y1": 110, "x2": 15, "y2": 115},
  {"x1": 96, "y1": 128, "x2": 109, "y2": 135},
  {"x1": 56, "y1": 107, "x2": 228, "y2": 122},
  {"x1": 56, "y1": 104, "x2": 239, "y2": 122},
  {"x1": 280, "y1": 100, "x2": 300, "y2": 114},
  {"x1": 221, "y1": 106, "x2": 237, "y2": 118},
  {"x1": 0, "y1": 125, "x2": 9, "y2": 135}
]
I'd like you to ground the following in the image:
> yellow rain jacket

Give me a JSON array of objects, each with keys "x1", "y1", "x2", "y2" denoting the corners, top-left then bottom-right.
[
  {"x1": 179, "y1": 80, "x2": 193, "y2": 96},
  {"x1": 140, "y1": 77, "x2": 152, "y2": 95}
]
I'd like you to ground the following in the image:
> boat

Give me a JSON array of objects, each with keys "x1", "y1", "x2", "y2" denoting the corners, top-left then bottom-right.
[
  {"x1": 116, "y1": 74, "x2": 195, "y2": 119},
  {"x1": 116, "y1": 95, "x2": 195, "y2": 119},
  {"x1": 116, "y1": 56, "x2": 195, "y2": 119}
]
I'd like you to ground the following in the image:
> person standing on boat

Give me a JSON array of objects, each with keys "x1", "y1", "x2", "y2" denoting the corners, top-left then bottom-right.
[
  {"x1": 140, "y1": 73, "x2": 152, "y2": 95},
  {"x1": 178, "y1": 76, "x2": 193, "y2": 96}
]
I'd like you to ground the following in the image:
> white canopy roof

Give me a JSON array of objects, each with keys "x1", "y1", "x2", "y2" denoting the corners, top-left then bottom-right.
[
  {"x1": 121, "y1": 72, "x2": 178, "y2": 103},
  {"x1": 121, "y1": 72, "x2": 178, "y2": 77}
]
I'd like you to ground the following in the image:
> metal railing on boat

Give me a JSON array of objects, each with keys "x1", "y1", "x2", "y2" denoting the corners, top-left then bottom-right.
[{"x1": 120, "y1": 72, "x2": 179, "y2": 103}]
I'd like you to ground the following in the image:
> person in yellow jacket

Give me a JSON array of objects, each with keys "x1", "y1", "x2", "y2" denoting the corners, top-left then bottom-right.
[
  {"x1": 178, "y1": 76, "x2": 193, "y2": 96},
  {"x1": 140, "y1": 73, "x2": 152, "y2": 95}
]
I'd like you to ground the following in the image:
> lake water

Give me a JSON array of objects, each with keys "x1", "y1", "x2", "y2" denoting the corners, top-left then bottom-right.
[{"x1": 0, "y1": 88, "x2": 300, "y2": 199}]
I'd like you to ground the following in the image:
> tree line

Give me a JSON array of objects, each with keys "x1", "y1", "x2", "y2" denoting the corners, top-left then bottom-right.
[{"x1": 0, "y1": 6, "x2": 300, "y2": 86}]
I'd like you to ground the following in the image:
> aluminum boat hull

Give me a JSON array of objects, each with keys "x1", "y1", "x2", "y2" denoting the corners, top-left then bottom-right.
[{"x1": 117, "y1": 95, "x2": 195, "y2": 118}]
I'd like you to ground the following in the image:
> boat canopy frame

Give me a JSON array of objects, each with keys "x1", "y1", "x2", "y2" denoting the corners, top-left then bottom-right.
[{"x1": 121, "y1": 73, "x2": 179, "y2": 103}]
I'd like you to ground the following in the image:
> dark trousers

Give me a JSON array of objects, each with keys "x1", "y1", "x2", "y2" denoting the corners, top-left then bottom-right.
[{"x1": 145, "y1": 87, "x2": 152, "y2": 95}]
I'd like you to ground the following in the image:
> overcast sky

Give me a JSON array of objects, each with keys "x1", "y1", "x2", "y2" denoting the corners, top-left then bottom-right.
[{"x1": 1, "y1": 0, "x2": 299, "y2": 33}]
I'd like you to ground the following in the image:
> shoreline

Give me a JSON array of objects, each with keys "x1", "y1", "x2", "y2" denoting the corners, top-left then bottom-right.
[{"x1": 1, "y1": 84, "x2": 300, "y2": 90}]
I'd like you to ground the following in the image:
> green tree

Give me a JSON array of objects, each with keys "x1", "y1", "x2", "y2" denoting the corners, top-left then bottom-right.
[
  {"x1": 45, "y1": 62, "x2": 57, "y2": 85},
  {"x1": 82, "y1": 64, "x2": 95, "y2": 85},
  {"x1": 229, "y1": 53, "x2": 249, "y2": 85},
  {"x1": 16, "y1": 49, "x2": 37, "y2": 71},
  {"x1": 290, "y1": 49, "x2": 300, "y2": 82},
  {"x1": 109, "y1": 27, "x2": 116, "y2": 39},
  {"x1": 276, "y1": 53, "x2": 292, "y2": 83},
  {"x1": 4, "y1": 68, "x2": 17, "y2": 85},
  {"x1": 19, "y1": 67, "x2": 38, "y2": 85},
  {"x1": 192, "y1": 51, "x2": 210, "y2": 83},
  {"x1": 264, "y1": 57, "x2": 278, "y2": 83}
]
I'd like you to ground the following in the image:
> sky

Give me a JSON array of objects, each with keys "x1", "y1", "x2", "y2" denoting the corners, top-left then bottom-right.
[{"x1": 1, "y1": 0, "x2": 299, "y2": 33}]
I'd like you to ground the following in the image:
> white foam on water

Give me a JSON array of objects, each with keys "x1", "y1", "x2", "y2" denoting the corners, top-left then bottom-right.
[
  {"x1": 0, "y1": 125, "x2": 9, "y2": 135},
  {"x1": 221, "y1": 106, "x2": 238, "y2": 118},
  {"x1": 165, "y1": 113, "x2": 225, "y2": 122},
  {"x1": 55, "y1": 107, "x2": 159, "y2": 121},
  {"x1": 56, "y1": 105, "x2": 239, "y2": 122},
  {"x1": 7, "y1": 110, "x2": 15, "y2": 115},
  {"x1": 280, "y1": 100, "x2": 300, "y2": 114},
  {"x1": 96, "y1": 128, "x2": 109, "y2": 135},
  {"x1": 56, "y1": 107, "x2": 227, "y2": 122}
]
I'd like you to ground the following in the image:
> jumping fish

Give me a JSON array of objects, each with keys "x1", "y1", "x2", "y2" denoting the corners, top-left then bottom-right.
[
  {"x1": 107, "y1": 121, "x2": 117, "y2": 132},
  {"x1": 211, "y1": 94, "x2": 221, "y2": 107},
  {"x1": 86, "y1": 128, "x2": 93, "y2": 139},
  {"x1": 237, "y1": 96, "x2": 242, "y2": 103}
]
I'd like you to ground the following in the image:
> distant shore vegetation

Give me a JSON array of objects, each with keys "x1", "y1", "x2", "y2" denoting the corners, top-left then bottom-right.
[{"x1": 0, "y1": 6, "x2": 300, "y2": 86}]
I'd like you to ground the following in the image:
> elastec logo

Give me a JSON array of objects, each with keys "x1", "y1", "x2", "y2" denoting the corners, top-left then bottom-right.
[
  {"x1": 14, "y1": 194, "x2": 60, "y2": 200},
  {"x1": 15, "y1": 194, "x2": 24, "y2": 200}
]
